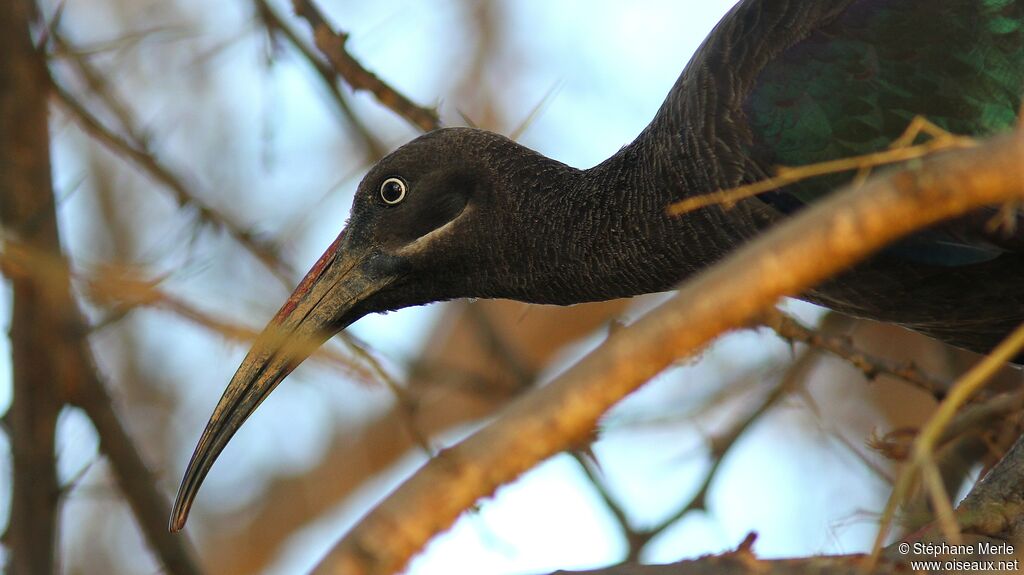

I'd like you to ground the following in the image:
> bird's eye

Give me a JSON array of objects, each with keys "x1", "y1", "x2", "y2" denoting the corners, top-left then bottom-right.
[{"x1": 380, "y1": 177, "x2": 407, "y2": 205}]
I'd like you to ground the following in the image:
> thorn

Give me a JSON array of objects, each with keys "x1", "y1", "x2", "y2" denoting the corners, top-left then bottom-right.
[
  {"x1": 456, "y1": 108, "x2": 478, "y2": 128},
  {"x1": 985, "y1": 200, "x2": 1020, "y2": 236},
  {"x1": 868, "y1": 427, "x2": 914, "y2": 461},
  {"x1": 607, "y1": 317, "x2": 627, "y2": 337},
  {"x1": 573, "y1": 444, "x2": 602, "y2": 474},
  {"x1": 789, "y1": 339, "x2": 799, "y2": 358},
  {"x1": 736, "y1": 531, "x2": 758, "y2": 554},
  {"x1": 509, "y1": 80, "x2": 563, "y2": 142},
  {"x1": 39, "y1": 1, "x2": 67, "y2": 49}
]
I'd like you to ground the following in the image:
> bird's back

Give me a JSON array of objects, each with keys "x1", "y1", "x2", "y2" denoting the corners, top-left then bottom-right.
[{"x1": 653, "y1": 0, "x2": 1024, "y2": 355}]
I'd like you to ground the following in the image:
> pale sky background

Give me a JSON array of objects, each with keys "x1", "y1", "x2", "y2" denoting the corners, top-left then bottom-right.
[{"x1": 0, "y1": 1, "x2": 921, "y2": 573}]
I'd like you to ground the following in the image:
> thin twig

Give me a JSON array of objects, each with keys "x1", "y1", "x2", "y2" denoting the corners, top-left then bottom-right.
[
  {"x1": 71, "y1": 346, "x2": 205, "y2": 575},
  {"x1": 644, "y1": 348, "x2": 817, "y2": 551},
  {"x1": 464, "y1": 303, "x2": 536, "y2": 388},
  {"x1": 761, "y1": 308, "x2": 952, "y2": 399},
  {"x1": 291, "y1": 0, "x2": 441, "y2": 131},
  {"x1": 570, "y1": 452, "x2": 636, "y2": 550},
  {"x1": 952, "y1": 429, "x2": 1024, "y2": 539},
  {"x1": 340, "y1": 335, "x2": 437, "y2": 455},
  {"x1": 872, "y1": 320, "x2": 1024, "y2": 559},
  {"x1": 668, "y1": 131, "x2": 976, "y2": 216},
  {"x1": 50, "y1": 32, "x2": 140, "y2": 144},
  {"x1": 253, "y1": 0, "x2": 386, "y2": 160}
]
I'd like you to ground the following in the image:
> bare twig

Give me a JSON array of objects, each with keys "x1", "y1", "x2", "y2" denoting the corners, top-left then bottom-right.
[
  {"x1": 291, "y1": 0, "x2": 441, "y2": 131},
  {"x1": 464, "y1": 303, "x2": 536, "y2": 387},
  {"x1": 534, "y1": 551, "x2": 908, "y2": 575},
  {"x1": 50, "y1": 32, "x2": 140, "y2": 144},
  {"x1": 762, "y1": 308, "x2": 952, "y2": 399},
  {"x1": 573, "y1": 350, "x2": 815, "y2": 562},
  {"x1": 310, "y1": 109, "x2": 1024, "y2": 575},
  {"x1": 253, "y1": 0, "x2": 386, "y2": 160},
  {"x1": 873, "y1": 319, "x2": 1024, "y2": 557},
  {"x1": 873, "y1": 388, "x2": 1024, "y2": 463},
  {"x1": 668, "y1": 124, "x2": 976, "y2": 216},
  {"x1": 340, "y1": 335, "x2": 437, "y2": 455},
  {"x1": 941, "y1": 390, "x2": 1024, "y2": 449}
]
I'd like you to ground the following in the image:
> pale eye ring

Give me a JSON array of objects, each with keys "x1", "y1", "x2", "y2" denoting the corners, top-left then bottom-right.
[{"x1": 380, "y1": 177, "x2": 407, "y2": 205}]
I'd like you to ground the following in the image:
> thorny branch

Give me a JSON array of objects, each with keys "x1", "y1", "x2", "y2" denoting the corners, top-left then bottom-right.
[
  {"x1": 669, "y1": 117, "x2": 976, "y2": 216},
  {"x1": 872, "y1": 319, "x2": 1024, "y2": 560},
  {"x1": 291, "y1": 0, "x2": 441, "y2": 132},
  {"x1": 312, "y1": 129, "x2": 1024, "y2": 575},
  {"x1": 574, "y1": 344, "x2": 819, "y2": 561},
  {"x1": 762, "y1": 308, "x2": 953, "y2": 399},
  {"x1": 252, "y1": 0, "x2": 386, "y2": 160}
]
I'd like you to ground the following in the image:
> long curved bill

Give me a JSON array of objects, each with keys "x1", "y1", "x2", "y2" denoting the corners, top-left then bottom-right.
[{"x1": 169, "y1": 232, "x2": 390, "y2": 532}]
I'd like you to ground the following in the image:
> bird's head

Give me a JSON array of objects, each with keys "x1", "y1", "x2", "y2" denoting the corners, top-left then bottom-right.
[{"x1": 170, "y1": 127, "x2": 574, "y2": 530}]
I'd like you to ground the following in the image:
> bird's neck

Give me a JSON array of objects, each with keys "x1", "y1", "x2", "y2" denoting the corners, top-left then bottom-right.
[
  {"x1": 492, "y1": 124, "x2": 761, "y2": 305},
  {"x1": 483, "y1": 128, "x2": 716, "y2": 304}
]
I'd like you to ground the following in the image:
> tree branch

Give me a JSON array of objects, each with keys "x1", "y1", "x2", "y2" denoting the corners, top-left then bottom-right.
[
  {"x1": 541, "y1": 552, "x2": 908, "y2": 575},
  {"x1": 253, "y1": 0, "x2": 386, "y2": 160},
  {"x1": 762, "y1": 308, "x2": 952, "y2": 399},
  {"x1": 311, "y1": 130, "x2": 1024, "y2": 574},
  {"x1": 291, "y1": 0, "x2": 441, "y2": 131},
  {"x1": 945, "y1": 429, "x2": 1024, "y2": 542},
  {"x1": 1, "y1": 2, "x2": 65, "y2": 572}
]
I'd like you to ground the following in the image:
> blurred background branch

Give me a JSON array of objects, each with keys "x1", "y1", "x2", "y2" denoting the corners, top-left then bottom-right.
[{"x1": 1, "y1": 2, "x2": 67, "y2": 571}]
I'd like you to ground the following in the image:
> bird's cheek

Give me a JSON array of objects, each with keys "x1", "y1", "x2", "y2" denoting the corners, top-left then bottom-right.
[{"x1": 364, "y1": 251, "x2": 410, "y2": 280}]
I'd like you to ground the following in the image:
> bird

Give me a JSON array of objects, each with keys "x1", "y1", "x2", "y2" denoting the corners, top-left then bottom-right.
[{"x1": 170, "y1": 0, "x2": 1024, "y2": 530}]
